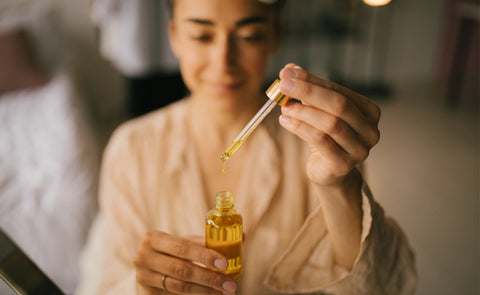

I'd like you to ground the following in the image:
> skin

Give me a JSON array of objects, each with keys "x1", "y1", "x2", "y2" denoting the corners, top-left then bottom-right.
[
  {"x1": 133, "y1": 0, "x2": 380, "y2": 294},
  {"x1": 278, "y1": 65, "x2": 380, "y2": 267}
]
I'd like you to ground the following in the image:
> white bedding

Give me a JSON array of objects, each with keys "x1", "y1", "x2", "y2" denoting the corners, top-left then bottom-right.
[{"x1": 0, "y1": 72, "x2": 99, "y2": 294}]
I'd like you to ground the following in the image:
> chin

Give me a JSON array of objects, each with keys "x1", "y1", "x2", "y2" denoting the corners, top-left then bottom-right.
[{"x1": 209, "y1": 94, "x2": 243, "y2": 113}]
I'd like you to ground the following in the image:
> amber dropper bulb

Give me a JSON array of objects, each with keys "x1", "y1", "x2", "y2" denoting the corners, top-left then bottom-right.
[
  {"x1": 221, "y1": 79, "x2": 290, "y2": 163},
  {"x1": 205, "y1": 191, "x2": 243, "y2": 279}
]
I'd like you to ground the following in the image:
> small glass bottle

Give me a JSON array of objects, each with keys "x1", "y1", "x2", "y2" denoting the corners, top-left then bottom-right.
[{"x1": 205, "y1": 191, "x2": 243, "y2": 279}]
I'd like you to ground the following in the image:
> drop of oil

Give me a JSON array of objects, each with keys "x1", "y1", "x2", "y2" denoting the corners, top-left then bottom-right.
[{"x1": 221, "y1": 153, "x2": 230, "y2": 175}]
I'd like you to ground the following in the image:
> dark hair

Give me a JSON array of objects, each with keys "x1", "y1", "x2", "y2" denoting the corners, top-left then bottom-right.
[
  {"x1": 166, "y1": 0, "x2": 286, "y2": 18},
  {"x1": 166, "y1": 0, "x2": 174, "y2": 15}
]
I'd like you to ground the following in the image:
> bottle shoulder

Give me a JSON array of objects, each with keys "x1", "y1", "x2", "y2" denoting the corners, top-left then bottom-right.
[
  {"x1": 207, "y1": 207, "x2": 241, "y2": 217},
  {"x1": 206, "y1": 209, "x2": 242, "y2": 226}
]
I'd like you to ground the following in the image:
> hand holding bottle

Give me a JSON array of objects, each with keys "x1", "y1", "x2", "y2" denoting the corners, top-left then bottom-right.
[
  {"x1": 206, "y1": 191, "x2": 243, "y2": 280},
  {"x1": 133, "y1": 231, "x2": 237, "y2": 294}
]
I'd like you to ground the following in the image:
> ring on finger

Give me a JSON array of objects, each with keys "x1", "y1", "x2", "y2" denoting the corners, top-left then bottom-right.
[{"x1": 161, "y1": 274, "x2": 169, "y2": 292}]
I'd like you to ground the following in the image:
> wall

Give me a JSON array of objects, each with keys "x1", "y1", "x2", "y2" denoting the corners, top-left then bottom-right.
[
  {"x1": 269, "y1": 0, "x2": 450, "y2": 91},
  {"x1": 52, "y1": 0, "x2": 127, "y2": 146},
  {"x1": 385, "y1": 0, "x2": 448, "y2": 85}
]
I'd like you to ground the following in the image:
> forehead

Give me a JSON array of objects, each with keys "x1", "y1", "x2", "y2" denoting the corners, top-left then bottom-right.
[{"x1": 172, "y1": 0, "x2": 276, "y2": 26}]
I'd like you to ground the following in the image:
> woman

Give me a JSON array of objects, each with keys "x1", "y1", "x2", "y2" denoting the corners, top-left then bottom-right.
[{"x1": 83, "y1": 0, "x2": 416, "y2": 294}]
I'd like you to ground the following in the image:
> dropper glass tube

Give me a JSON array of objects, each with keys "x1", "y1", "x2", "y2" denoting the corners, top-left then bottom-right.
[{"x1": 221, "y1": 79, "x2": 290, "y2": 161}]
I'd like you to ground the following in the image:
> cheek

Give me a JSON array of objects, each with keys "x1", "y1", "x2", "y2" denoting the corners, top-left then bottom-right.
[
  {"x1": 177, "y1": 49, "x2": 208, "y2": 86},
  {"x1": 175, "y1": 35, "x2": 207, "y2": 69},
  {"x1": 241, "y1": 40, "x2": 275, "y2": 67},
  {"x1": 178, "y1": 46, "x2": 205, "y2": 69},
  {"x1": 241, "y1": 47, "x2": 271, "y2": 79}
]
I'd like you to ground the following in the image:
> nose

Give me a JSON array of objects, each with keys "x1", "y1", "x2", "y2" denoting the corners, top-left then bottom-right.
[{"x1": 212, "y1": 34, "x2": 237, "y2": 72}]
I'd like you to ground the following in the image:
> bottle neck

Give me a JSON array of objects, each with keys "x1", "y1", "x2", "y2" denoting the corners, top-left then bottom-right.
[{"x1": 214, "y1": 191, "x2": 234, "y2": 210}]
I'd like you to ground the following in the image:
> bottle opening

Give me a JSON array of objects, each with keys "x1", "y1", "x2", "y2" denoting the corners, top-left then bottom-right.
[{"x1": 215, "y1": 191, "x2": 233, "y2": 209}]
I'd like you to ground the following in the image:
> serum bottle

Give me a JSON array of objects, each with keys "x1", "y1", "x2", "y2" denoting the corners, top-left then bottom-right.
[{"x1": 205, "y1": 191, "x2": 243, "y2": 279}]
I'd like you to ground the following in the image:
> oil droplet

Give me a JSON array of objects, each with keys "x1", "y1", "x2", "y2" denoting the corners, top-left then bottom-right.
[{"x1": 221, "y1": 153, "x2": 230, "y2": 176}]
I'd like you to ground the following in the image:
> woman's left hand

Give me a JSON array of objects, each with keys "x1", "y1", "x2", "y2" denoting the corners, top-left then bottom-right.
[{"x1": 278, "y1": 63, "x2": 381, "y2": 187}]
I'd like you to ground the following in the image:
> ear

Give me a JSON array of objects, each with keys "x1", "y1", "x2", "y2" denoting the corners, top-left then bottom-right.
[{"x1": 168, "y1": 20, "x2": 180, "y2": 59}]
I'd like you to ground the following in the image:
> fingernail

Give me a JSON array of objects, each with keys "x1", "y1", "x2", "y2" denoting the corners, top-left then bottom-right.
[
  {"x1": 223, "y1": 280, "x2": 236, "y2": 292},
  {"x1": 280, "y1": 79, "x2": 295, "y2": 92},
  {"x1": 279, "y1": 115, "x2": 290, "y2": 124},
  {"x1": 294, "y1": 65, "x2": 302, "y2": 69},
  {"x1": 282, "y1": 68, "x2": 296, "y2": 78},
  {"x1": 214, "y1": 259, "x2": 227, "y2": 270},
  {"x1": 282, "y1": 102, "x2": 292, "y2": 111}
]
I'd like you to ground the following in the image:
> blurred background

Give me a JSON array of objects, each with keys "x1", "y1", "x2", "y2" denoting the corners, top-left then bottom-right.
[{"x1": 0, "y1": 0, "x2": 478, "y2": 294}]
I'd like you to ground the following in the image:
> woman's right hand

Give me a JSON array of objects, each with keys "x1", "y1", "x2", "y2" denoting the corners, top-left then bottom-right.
[{"x1": 134, "y1": 231, "x2": 237, "y2": 295}]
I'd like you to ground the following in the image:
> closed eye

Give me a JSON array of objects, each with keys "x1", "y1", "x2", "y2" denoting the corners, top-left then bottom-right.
[
  {"x1": 243, "y1": 35, "x2": 265, "y2": 42},
  {"x1": 241, "y1": 34, "x2": 265, "y2": 42},
  {"x1": 190, "y1": 35, "x2": 212, "y2": 42}
]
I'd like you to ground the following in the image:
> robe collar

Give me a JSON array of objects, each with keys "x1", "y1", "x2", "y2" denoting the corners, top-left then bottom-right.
[{"x1": 164, "y1": 99, "x2": 282, "y2": 234}]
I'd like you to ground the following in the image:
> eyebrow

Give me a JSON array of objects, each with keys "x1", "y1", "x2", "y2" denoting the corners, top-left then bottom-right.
[
  {"x1": 185, "y1": 16, "x2": 268, "y2": 27},
  {"x1": 236, "y1": 16, "x2": 267, "y2": 26}
]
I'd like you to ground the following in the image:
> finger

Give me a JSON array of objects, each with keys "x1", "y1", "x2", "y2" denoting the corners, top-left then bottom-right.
[
  {"x1": 138, "y1": 270, "x2": 228, "y2": 295},
  {"x1": 136, "y1": 268, "x2": 169, "y2": 294},
  {"x1": 162, "y1": 275, "x2": 234, "y2": 295},
  {"x1": 279, "y1": 64, "x2": 381, "y2": 123},
  {"x1": 281, "y1": 102, "x2": 370, "y2": 162},
  {"x1": 184, "y1": 235, "x2": 204, "y2": 246},
  {"x1": 140, "y1": 286, "x2": 166, "y2": 295},
  {"x1": 278, "y1": 78, "x2": 380, "y2": 147},
  {"x1": 279, "y1": 114, "x2": 355, "y2": 177},
  {"x1": 185, "y1": 233, "x2": 246, "y2": 253},
  {"x1": 139, "y1": 248, "x2": 237, "y2": 294},
  {"x1": 144, "y1": 231, "x2": 228, "y2": 271}
]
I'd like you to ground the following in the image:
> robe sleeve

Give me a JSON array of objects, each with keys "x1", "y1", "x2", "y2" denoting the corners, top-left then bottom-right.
[
  {"x1": 264, "y1": 181, "x2": 417, "y2": 295},
  {"x1": 93, "y1": 125, "x2": 147, "y2": 295}
]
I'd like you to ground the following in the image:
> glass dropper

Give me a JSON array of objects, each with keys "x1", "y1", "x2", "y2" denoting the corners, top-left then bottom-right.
[{"x1": 221, "y1": 79, "x2": 290, "y2": 161}]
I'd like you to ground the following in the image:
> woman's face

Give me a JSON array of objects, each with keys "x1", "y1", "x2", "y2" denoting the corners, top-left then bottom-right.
[{"x1": 169, "y1": 0, "x2": 280, "y2": 112}]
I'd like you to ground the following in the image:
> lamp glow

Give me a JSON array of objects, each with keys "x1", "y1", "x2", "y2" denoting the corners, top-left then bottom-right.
[{"x1": 363, "y1": 0, "x2": 392, "y2": 6}]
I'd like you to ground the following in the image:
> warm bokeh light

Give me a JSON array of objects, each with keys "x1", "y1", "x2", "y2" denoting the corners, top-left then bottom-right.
[{"x1": 363, "y1": 0, "x2": 392, "y2": 6}]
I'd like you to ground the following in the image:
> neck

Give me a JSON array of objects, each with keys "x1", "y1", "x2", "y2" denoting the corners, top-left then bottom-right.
[{"x1": 188, "y1": 93, "x2": 265, "y2": 147}]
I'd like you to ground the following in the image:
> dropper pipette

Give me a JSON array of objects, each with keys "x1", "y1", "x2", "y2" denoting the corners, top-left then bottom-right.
[{"x1": 221, "y1": 79, "x2": 290, "y2": 161}]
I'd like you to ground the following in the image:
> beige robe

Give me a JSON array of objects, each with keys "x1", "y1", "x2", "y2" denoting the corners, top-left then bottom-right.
[{"x1": 80, "y1": 98, "x2": 417, "y2": 295}]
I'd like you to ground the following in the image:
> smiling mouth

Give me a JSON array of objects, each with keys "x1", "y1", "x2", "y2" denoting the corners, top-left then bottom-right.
[{"x1": 209, "y1": 82, "x2": 243, "y2": 92}]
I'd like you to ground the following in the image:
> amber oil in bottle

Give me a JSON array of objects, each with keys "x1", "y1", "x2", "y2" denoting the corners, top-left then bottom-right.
[{"x1": 206, "y1": 191, "x2": 243, "y2": 279}]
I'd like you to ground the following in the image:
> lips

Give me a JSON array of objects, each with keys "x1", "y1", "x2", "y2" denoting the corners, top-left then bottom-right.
[{"x1": 208, "y1": 81, "x2": 244, "y2": 92}]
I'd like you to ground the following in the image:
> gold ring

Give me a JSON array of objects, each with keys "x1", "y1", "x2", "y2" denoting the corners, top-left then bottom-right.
[{"x1": 161, "y1": 274, "x2": 169, "y2": 292}]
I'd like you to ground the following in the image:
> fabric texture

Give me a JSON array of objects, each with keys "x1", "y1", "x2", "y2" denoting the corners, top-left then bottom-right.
[
  {"x1": 79, "y1": 98, "x2": 416, "y2": 295},
  {"x1": 0, "y1": 72, "x2": 99, "y2": 294}
]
